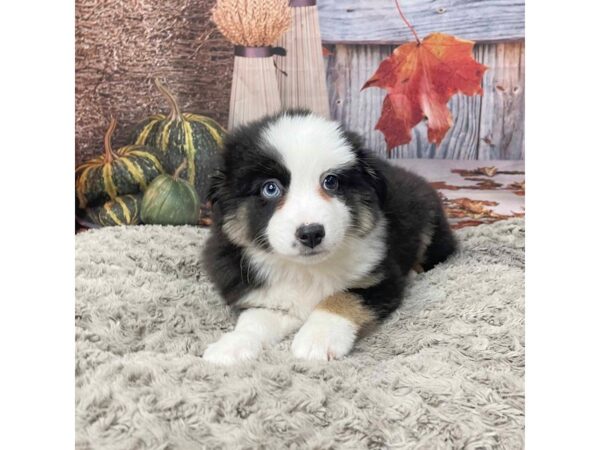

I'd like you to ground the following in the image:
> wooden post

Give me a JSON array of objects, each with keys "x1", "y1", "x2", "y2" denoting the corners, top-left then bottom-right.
[
  {"x1": 228, "y1": 47, "x2": 283, "y2": 129},
  {"x1": 275, "y1": 0, "x2": 330, "y2": 119}
]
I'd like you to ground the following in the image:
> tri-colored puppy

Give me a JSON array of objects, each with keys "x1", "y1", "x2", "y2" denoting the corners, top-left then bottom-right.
[{"x1": 202, "y1": 110, "x2": 456, "y2": 364}]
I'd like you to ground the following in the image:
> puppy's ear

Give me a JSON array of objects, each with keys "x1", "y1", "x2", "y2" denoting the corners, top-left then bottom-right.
[
  {"x1": 358, "y1": 149, "x2": 387, "y2": 206},
  {"x1": 342, "y1": 129, "x2": 365, "y2": 152},
  {"x1": 343, "y1": 130, "x2": 387, "y2": 206}
]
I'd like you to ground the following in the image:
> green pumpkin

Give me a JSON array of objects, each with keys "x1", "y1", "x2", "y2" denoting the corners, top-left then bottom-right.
[
  {"x1": 80, "y1": 194, "x2": 142, "y2": 227},
  {"x1": 141, "y1": 163, "x2": 200, "y2": 225},
  {"x1": 76, "y1": 117, "x2": 164, "y2": 209},
  {"x1": 131, "y1": 79, "x2": 225, "y2": 203}
]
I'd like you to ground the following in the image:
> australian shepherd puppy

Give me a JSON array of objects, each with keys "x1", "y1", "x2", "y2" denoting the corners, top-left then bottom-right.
[{"x1": 202, "y1": 110, "x2": 456, "y2": 365}]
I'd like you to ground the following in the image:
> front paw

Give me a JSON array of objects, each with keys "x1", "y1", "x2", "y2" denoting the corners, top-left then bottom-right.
[
  {"x1": 291, "y1": 311, "x2": 357, "y2": 361},
  {"x1": 203, "y1": 331, "x2": 262, "y2": 365}
]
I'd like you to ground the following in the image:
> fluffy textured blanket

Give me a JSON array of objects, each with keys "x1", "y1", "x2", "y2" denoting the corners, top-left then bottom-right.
[{"x1": 75, "y1": 219, "x2": 524, "y2": 449}]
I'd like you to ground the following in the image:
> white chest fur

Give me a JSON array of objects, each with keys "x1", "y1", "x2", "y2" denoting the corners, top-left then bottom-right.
[{"x1": 238, "y1": 220, "x2": 388, "y2": 319}]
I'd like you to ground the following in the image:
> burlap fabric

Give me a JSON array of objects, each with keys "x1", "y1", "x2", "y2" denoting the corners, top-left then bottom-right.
[{"x1": 75, "y1": 0, "x2": 233, "y2": 166}]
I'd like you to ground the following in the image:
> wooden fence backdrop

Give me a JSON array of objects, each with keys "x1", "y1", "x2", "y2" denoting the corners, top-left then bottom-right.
[
  {"x1": 320, "y1": 0, "x2": 525, "y2": 159},
  {"x1": 75, "y1": 0, "x2": 524, "y2": 165}
]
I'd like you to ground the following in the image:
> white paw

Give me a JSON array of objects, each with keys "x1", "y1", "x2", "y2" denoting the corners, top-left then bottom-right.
[
  {"x1": 203, "y1": 331, "x2": 262, "y2": 365},
  {"x1": 291, "y1": 310, "x2": 357, "y2": 361}
]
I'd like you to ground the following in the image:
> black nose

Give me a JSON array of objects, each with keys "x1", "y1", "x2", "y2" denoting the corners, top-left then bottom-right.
[{"x1": 295, "y1": 223, "x2": 325, "y2": 249}]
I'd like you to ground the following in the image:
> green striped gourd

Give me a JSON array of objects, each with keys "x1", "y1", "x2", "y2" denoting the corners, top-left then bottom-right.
[
  {"x1": 131, "y1": 79, "x2": 225, "y2": 203},
  {"x1": 141, "y1": 162, "x2": 200, "y2": 226},
  {"x1": 76, "y1": 117, "x2": 164, "y2": 208},
  {"x1": 82, "y1": 194, "x2": 142, "y2": 227}
]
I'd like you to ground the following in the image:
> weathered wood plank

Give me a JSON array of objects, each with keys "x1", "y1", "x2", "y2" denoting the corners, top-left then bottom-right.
[
  {"x1": 326, "y1": 44, "x2": 483, "y2": 159},
  {"x1": 478, "y1": 41, "x2": 525, "y2": 159},
  {"x1": 327, "y1": 45, "x2": 391, "y2": 156},
  {"x1": 318, "y1": 0, "x2": 525, "y2": 44},
  {"x1": 275, "y1": 5, "x2": 330, "y2": 118}
]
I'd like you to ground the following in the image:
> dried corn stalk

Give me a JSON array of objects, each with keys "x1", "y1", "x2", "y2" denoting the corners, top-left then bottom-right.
[{"x1": 212, "y1": 0, "x2": 291, "y2": 128}]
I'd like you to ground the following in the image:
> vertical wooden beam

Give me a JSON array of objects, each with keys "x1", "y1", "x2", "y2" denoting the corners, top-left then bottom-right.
[
  {"x1": 477, "y1": 42, "x2": 525, "y2": 159},
  {"x1": 326, "y1": 44, "x2": 391, "y2": 157},
  {"x1": 275, "y1": 5, "x2": 330, "y2": 118}
]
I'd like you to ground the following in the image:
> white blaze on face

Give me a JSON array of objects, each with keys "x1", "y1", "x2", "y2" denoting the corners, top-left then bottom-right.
[{"x1": 261, "y1": 113, "x2": 356, "y2": 259}]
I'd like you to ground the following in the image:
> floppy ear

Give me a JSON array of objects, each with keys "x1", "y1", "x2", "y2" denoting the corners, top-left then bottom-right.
[{"x1": 343, "y1": 130, "x2": 387, "y2": 206}]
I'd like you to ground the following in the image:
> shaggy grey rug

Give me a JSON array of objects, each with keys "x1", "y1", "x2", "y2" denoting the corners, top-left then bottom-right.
[{"x1": 76, "y1": 219, "x2": 524, "y2": 449}]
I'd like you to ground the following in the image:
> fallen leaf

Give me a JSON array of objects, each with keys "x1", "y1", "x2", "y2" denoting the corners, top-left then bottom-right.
[
  {"x1": 454, "y1": 198, "x2": 499, "y2": 213},
  {"x1": 431, "y1": 178, "x2": 503, "y2": 191},
  {"x1": 480, "y1": 166, "x2": 498, "y2": 177},
  {"x1": 506, "y1": 180, "x2": 525, "y2": 196},
  {"x1": 363, "y1": 33, "x2": 487, "y2": 150},
  {"x1": 443, "y1": 197, "x2": 506, "y2": 220},
  {"x1": 499, "y1": 170, "x2": 525, "y2": 175},
  {"x1": 451, "y1": 219, "x2": 485, "y2": 229},
  {"x1": 430, "y1": 181, "x2": 461, "y2": 191},
  {"x1": 452, "y1": 166, "x2": 498, "y2": 177},
  {"x1": 448, "y1": 203, "x2": 524, "y2": 229},
  {"x1": 463, "y1": 177, "x2": 503, "y2": 189},
  {"x1": 452, "y1": 167, "x2": 524, "y2": 177}
]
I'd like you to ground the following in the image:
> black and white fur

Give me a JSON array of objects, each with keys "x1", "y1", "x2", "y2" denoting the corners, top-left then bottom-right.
[{"x1": 202, "y1": 110, "x2": 456, "y2": 364}]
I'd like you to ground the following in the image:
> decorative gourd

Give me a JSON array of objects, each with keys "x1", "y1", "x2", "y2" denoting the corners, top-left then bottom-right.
[
  {"x1": 141, "y1": 163, "x2": 200, "y2": 225},
  {"x1": 131, "y1": 79, "x2": 225, "y2": 203},
  {"x1": 76, "y1": 117, "x2": 164, "y2": 208},
  {"x1": 81, "y1": 194, "x2": 143, "y2": 227}
]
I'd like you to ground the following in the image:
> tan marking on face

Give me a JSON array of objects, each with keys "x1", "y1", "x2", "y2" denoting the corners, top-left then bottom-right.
[
  {"x1": 316, "y1": 292, "x2": 376, "y2": 328},
  {"x1": 412, "y1": 263, "x2": 424, "y2": 273},
  {"x1": 276, "y1": 196, "x2": 287, "y2": 210},
  {"x1": 222, "y1": 203, "x2": 251, "y2": 246},
  {"x1": 354, "y1": 204, "x2": 376, "y2": 236},
  {"x1": 318, "y1": 187, "x2": 333, "y2": 201}
]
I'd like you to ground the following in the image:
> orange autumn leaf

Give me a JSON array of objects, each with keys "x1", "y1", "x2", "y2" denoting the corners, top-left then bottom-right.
[{"x1": 363, "y1": 33, "x2": 487, "y2": 150}]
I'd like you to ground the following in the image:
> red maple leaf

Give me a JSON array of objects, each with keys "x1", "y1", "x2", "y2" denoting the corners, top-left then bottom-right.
[{"x1": 363, "y1": 33, "x2": 487, "y2": 150}]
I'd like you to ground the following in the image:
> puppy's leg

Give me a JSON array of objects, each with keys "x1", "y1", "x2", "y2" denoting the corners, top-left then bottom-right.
[
  {"x1": 291, "y1": 292, "x2": 376, "y2": 361},
  {"x1": 203, "y1": 308, "x2": 302, "y2": 365},
  {"x1": 292, "y1": 266, "x2": 406, "y2": 361}
]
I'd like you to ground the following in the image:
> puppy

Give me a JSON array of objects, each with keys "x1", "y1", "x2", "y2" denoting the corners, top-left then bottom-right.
[{"x1": 202, "y1": 110, "x2": 456, "y2": 364}]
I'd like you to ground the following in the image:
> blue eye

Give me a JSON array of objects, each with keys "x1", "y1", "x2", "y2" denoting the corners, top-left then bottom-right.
[
  {"x1": 322, "y1": 174, "x2": 339, "y2": 191},
  {"x1": 261, "y1": 180, "x2": 282, "y2": 199}
]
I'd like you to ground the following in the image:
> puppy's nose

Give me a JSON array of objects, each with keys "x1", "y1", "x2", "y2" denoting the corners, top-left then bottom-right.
[{"x1": 295, "y1": 223, "x2": 325, "y2": 249}]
